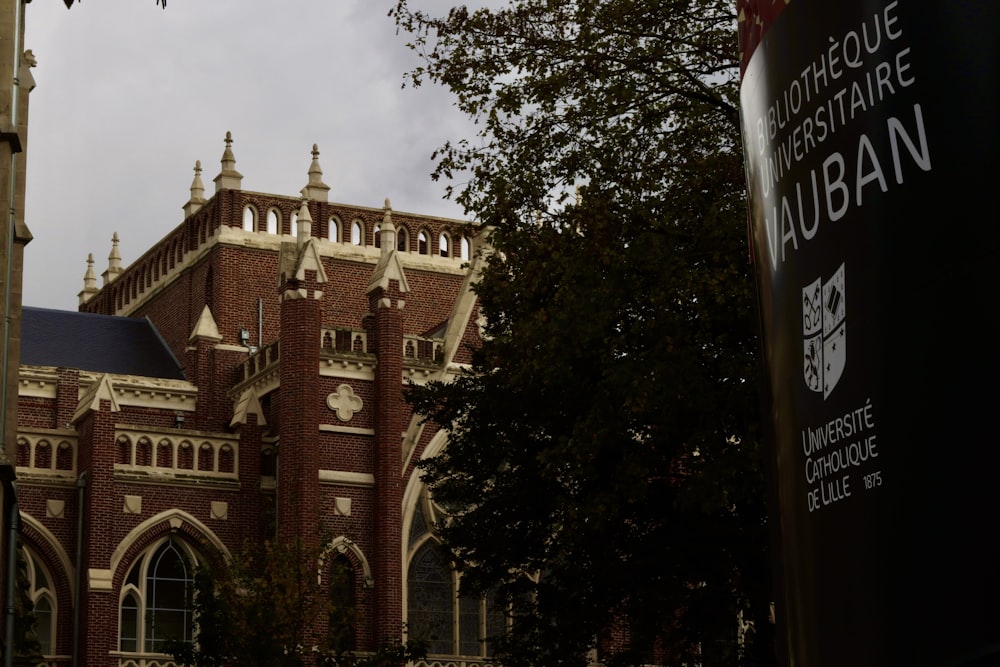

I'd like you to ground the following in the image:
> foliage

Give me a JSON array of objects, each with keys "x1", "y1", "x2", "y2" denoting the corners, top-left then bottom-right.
[
  {"x1": 166, "y1": 538, "x2": 425, "y2": 667},
  {"x1": 392, "y1": 1, "x2": 773, "y2": 666}
]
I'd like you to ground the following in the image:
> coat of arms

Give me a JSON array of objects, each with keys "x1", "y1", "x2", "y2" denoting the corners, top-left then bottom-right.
[{"x1": 803, "y1": 263, "x2": 846, "y2": 399}]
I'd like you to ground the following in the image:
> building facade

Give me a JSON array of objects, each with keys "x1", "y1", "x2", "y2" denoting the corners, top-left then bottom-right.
[{"x1": 13, "y1": 135, "x2": 487, "y2": 666}]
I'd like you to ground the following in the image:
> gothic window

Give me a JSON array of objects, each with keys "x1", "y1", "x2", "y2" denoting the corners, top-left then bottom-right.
[
  {"x1": 408, "y1": 492, "x2": 505, "y2": 657},
  {"x1": 329, "y1": 216, "x2": 341, "y2": 242},
  {"x1": 243, "y1": 205, "x2": 257, "y2": 232},
  {"x1": 290, "y1": 211, "x2": 298, "y2": 237},
  {"x1": 397, "y1": 225, "x2": 410, "y2": 251},
  {"x1": 23, "y1": 546, "x2": 56, "y2": 657},
  {"x1": 351, "y1": 220, "x2": 364, "y2": 245},
  {"x1": 374, "y1": 223, "x2": 381, "y2": 248},
  {"x1": 439, "y1": 233, "x2": 451, "y2": 258},
  {"x1": 418, "y1": 230, "x2": 429, "y2": 255},
  {"x1": 267, "y1": 209, "x2": 279, "y2": 235},
  {"x1": 460, "y1": 237, "x2": 471, "y2": 261},
  {"x1": 329, "y1": 556, "x2": 357, "y2": 652},
  {"x1": 408, "y1": 540, "x2": 454, "y2": 655},
  {"x1": 119, "y1": 538, "x2": 198, "y2": 654}
]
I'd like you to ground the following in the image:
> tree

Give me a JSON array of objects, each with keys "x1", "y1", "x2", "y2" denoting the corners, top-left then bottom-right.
[
  {"x1": 166, "y1": 538, "x2": 425, "y2": 667},
  {"x1": 392, "y1": 1, "x2": 774, "y2": 666}
]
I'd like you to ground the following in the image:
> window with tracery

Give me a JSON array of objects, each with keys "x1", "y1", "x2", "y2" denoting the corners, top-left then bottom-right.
[
  {"x1": 119, "y1": 538, "x2": 198, "y2": 654},
  {"x1": 23, "y1": 546, "x2": 56, "y2": 657},
  {"x1": 407, "y1": 493, "x2": 505, "y2": 657}
]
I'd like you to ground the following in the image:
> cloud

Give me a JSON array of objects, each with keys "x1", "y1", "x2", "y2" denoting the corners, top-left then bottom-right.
[{"x1": 21, "y1": 0, "x2": 486, "y2": 309}]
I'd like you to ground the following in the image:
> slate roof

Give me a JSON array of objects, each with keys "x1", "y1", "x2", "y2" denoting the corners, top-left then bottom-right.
[{"x1": 20, "y1": 307, "x2": 185, "y2": 380}]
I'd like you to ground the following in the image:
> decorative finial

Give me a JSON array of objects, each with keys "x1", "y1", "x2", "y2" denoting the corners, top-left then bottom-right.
[
  {"x1": 102, "y1": 232, "x2": 123, "y2": 285},
  {"x1": 303, "y1": 142, "x2": 330, "y2": 202},
  {"x1": 79, "y1": 255, "x2": 100, "y2": 305},
  {"x1": 184, "y1": 160, "x2": 207, "y2": 218},
  {"x1": 221, "y1": 132, "x2": 235, "y2": 168},
  {"x1": 214, "y1": 130, "x2": 243, "y2": 192},
  {"x1": 379, "y1": 197, "x2": 396, "y2": 256},
  {"x1": 296, "y1": 195, "x2": 313, "y2": 247}
]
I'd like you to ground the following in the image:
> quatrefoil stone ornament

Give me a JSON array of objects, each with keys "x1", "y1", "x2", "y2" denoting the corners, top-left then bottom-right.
[{"x1": 327, "y1": 384, "x2": 363, "y2": 421}]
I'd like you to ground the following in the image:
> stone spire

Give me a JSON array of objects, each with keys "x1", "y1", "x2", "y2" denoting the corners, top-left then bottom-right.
[
  {"x1": 213, "y1": 131, "x2": 243, "y2": 193},
  {"x1": 184, "y1": 160, "x2": 208, "y2": 218},
  {"x1": 78, "y1": 253, "x2": 99, "y2": 305},
  {"x1": 296, "y1": 191, "x2": 313, "y2": 247},
  {"x1": 367, "y1": 198, "x2": 410, "y2": 297},
  {"x1": 102, "y1": 233, "x2": 122, "y2": 286},
  {"x1": 302, "y1": 143, "x2": 330, "y2": 202}
]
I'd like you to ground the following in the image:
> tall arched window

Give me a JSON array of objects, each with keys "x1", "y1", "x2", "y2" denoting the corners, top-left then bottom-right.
[
  {"x1": 374, "y1": 223, "x2": 382, "y2": 248},
  {"x1": 397, "y1": 225, "x2": 410, "y2": 252},
  {"x1": 351, "y1": 220, "x2": 363, "y2": 245},
  {"x1": 418, "y1": 230, "x2": 429, "y2": 255},
  {"x1": 290, "y1": 212, "x2": 299, "y2": 238},
  {"x1": 23, "y1": 546, "x2": 56, "y2": 657},
  {"x1": 329, "y1": 216, "x2": 341, "y2": 243},
  {"x1": 408, "y1": 493, "x2": 505, "y2": 657},
  {"x1": 119, "y1": 538, "x2": 198, "y2": 654},
  {"x1": 460, "y1": 237, "x2": 471, "y2": 261},
  {"x1": 439, "y1": 233, "x2": 451, "y2": 258},
  {"x1": 243, "y1": 205, "x2": 257, "y2": 232},
  {"x1": 408, "y1": 539, "x2": 454, "y2": 655},
  {"x1": 266, "y1": 209, "x2": 279, "y2": 235},
  {"x1": 329, "y1": 556, "x2": 357, "y2": 652}
]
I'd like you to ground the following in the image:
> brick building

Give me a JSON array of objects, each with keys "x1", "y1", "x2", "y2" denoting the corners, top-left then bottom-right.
[{"x1": 12, "y1": 134, "x2": 487, "y2": 666}]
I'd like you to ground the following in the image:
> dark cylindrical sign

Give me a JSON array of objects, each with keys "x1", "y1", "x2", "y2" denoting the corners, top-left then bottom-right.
[{"x1": 739, "y1": 2, "x2": 1000, "y2": 665}]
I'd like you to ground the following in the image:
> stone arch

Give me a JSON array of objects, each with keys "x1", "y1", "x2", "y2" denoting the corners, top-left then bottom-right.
[
  {"x1": 321, "y1": 536, "x2": 374, "y2": 590},
  {"x1": 20, "y1": 512, "x2": 77, "y2": 607},
  {"x1": 109, "y1": 508, "x2": 231, "y2": 582}
]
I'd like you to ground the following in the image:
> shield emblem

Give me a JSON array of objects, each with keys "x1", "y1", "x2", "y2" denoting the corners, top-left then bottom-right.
[{"x1": 802, "y1": 263, "x2": 846, "y2": 399}]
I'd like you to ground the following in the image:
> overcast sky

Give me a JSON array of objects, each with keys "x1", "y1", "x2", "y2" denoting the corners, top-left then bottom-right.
[{"x1": 21, "y1": 0, "x2": 489, "y2": 310}]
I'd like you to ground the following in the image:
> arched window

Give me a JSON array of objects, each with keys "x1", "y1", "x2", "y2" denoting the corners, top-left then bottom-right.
[
  {"x1": 460, "y1": 237, "x2": 471, "y2": 261},
  {"x1": 397, "y1": 225, "x2": 410, "y2": 252},
  {"x1": 373, "y1": 223, "x2": 382, "y2": 249},
  {"x1": 408, "y1": 493, "x2": 505, "y2": 657},
  {"x1": 439, "y1": 233, "x2": 451, "y2": 258},
  {"x1": 418, "y1": 230, "x2": 429, "y2": 255},
  {"x1": 119, "y1": 538, "x2": 198, "y2": 654},
  {"x1": 290, "y1": 212, "x2": 298, "y2": 238},
  {"x1": 408, "y1": 540, "x2": 454, "y2": 655},
  {"x1": 243, "y1": 206, "x2": 257, "y2": 232},
  {"x1": 329, "y1": 556, "x2": 357, "y2": 652},
  {"x1": 329, "y1": 216, "x2": 341, "y2": 243},
  {"x1": 266, "y1": 209, "x2": 279, "y2": 235},
  {"x1": 23, "y1": 546, "x2": 56, "y2": 657},
  {"x1": 351, "y1": 220, "x2": 363, "y2": 246}
]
